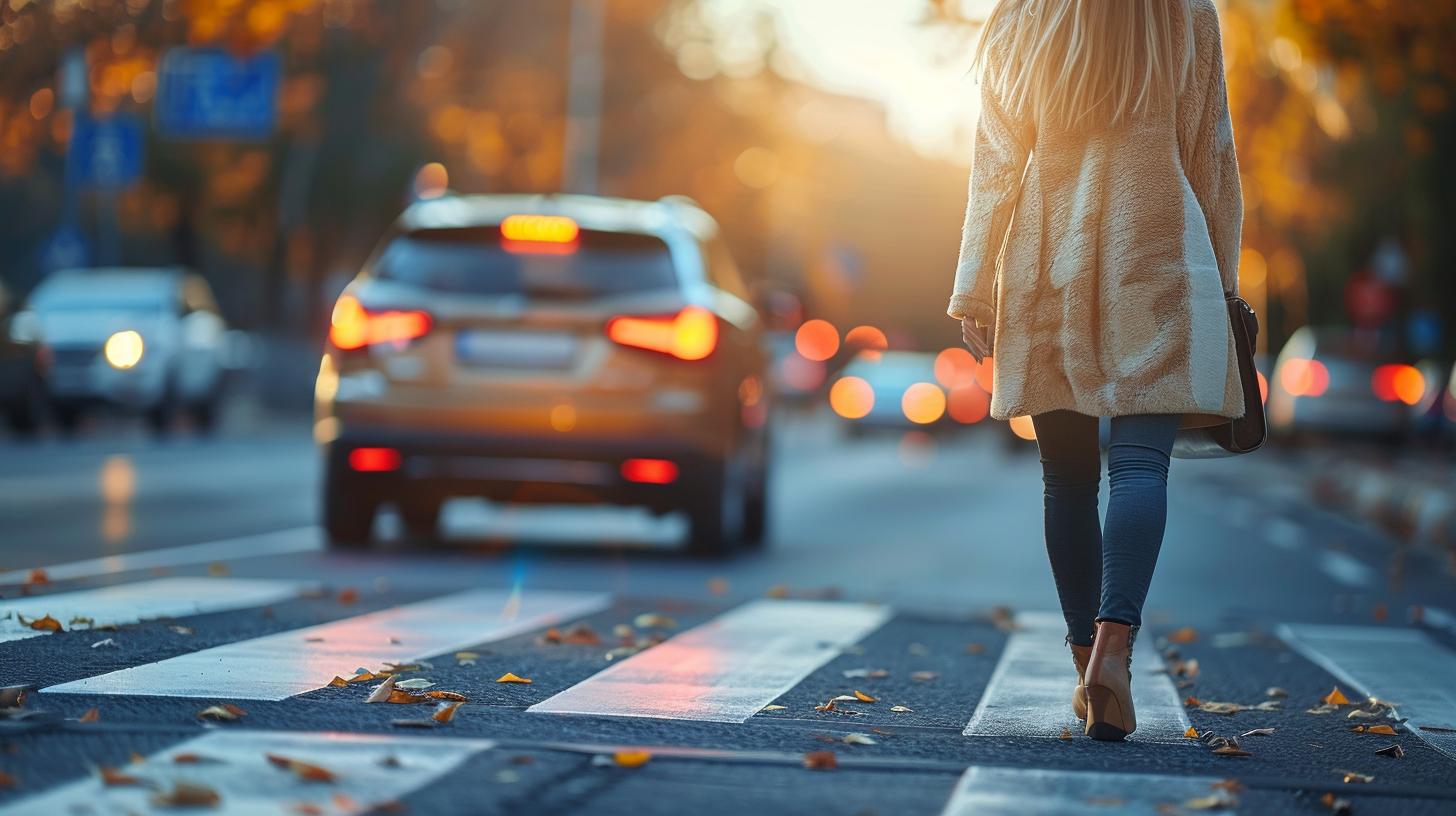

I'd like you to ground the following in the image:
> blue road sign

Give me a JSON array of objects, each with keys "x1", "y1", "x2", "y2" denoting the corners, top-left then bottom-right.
[
  {"x1": 155, "y1": 48, "x2": 281, "y2": 141},
  {"x1": 70, "y1": 113, "x2": 144, "y2": 190}
]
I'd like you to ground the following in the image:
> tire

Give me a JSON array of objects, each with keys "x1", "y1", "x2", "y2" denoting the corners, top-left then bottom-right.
[
  {"x1": 191, "y1": 396, "x2": 220, "y2": 434},
  {"x1": 52, "y1": 401, "x2": 84, "y2": 437},
  {"x1": 740, "y1": 435, "x2": 771, "y2": 549},
  {"x1": 686, "y1": 461, "x2": 743, "y2": 558},
  {"x1": 399, "y1": 500, "x2": 441, "y2": 544},
  {"x1": 5, "y1": 375, "x2": 43, "y2": 438},
  {"x1": 323, "y1": 473, "x2": 376, "y2": 549}
]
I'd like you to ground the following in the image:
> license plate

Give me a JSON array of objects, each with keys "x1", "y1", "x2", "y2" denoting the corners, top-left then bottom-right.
[{"x1": 454, "y1": 330, "x2": 578, "y2": 369}]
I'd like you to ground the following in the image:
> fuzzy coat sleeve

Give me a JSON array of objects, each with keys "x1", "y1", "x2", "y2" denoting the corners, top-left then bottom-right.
[
  {"x1": 947, "y1": 49, "x2": 1034, "y2": 327},
  {"x1": 1179, "y1": 0, "x2": 1244, "y2": 297}
]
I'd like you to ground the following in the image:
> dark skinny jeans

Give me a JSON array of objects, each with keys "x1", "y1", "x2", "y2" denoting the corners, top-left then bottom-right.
[{"x1": 1030, "y1": 411, "x2": 1181, "y2": 647}]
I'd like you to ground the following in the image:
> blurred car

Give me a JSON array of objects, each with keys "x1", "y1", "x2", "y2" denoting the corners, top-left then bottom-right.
[
  {"x1": 315, "y1": 194, "x2": 771, "y2": 554},
  {"x1": 829, "y1": 349, "x2": 993, "y2": 434},
  {"x1": 11, "y1": 268, "x2": 229, "y2": 433},
  {"x1": 1267, "y1": 326, "x2": 1422, "y2": 441},
  {"x1": 0, "y1": 281, "x2": 46, "y2": 436}
]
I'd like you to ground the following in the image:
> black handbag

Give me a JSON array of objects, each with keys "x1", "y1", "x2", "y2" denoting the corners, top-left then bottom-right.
[{"x1": 1171, "y1": 295, "x2": 1267, "y2": 459}]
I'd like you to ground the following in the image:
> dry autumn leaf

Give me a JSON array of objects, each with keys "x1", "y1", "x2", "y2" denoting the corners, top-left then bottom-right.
[
  {"x1": 1336, "y1": 769, "x2": 1374, "y2": 784},
  {"x1": 172, "y1": 753, "x2": 221, "y2": 764},
  {"x1": 843, "y1": 733, "x2": 877, "y2": 746},
  {"x1": 207, "y1": 562, "x2": 229, "y2": 577},
  {"x1": 169, "y1": 625, "x2": 193, "y2": 636},
  {"x1": 766, "y1": 585, "x2": 790, "y2": 599},
  {"x1": 1059, "y1": 728, "x2": 1072, "y2": 740},
  {"x1": 1167, "y1": 627, "x2": 1199, "y2": 644},
  {"x1": 707, "y1": 577, "x2": 729, "y2": 595},
  {"x1": 195, "y1": 703, "x2": 247, "y2": 721},
  {"x1": 1266, "y1": 687, "x2": 1288, "y2": 698},
  {"x1": 1375, "y1": 744, "x2": 1405, "y2": 758},
  {"x1": 890, "y1": 705, "x2": 913, "y2": 713},
  {"x1": 266, "y1": 753, "x2": 336, "y2": 783},
  {"x1": 966, "y1": 643, "x2": 986, "y2": 654},
  {"x1": 365, "y1": 676, "x2": 397, "y2": 704},
  {"x1": 496, "y1": 672, "x2": 532, "y2": 684},
  {"x1": 1320, "y1": 792, "x2": 1354, "y2": 815},
  {"x1": 1239, "y1": 728, "x2": 1276, "y2": 738},
  {"x1": 426, "y1": 690, "x2": 468, "y2": 702},
  {"x1": 853, "y1": 690, "x2": 877, "y2": 703},
  {"x1": 455, "y1": 652, "x2": 479, "y2": 666},
  {"x1": 1365, "y1": 724, "x2": 1398, "y2": 735},
  {"x1": 633, "y1": 613, "x2": 677, "y2": 630},
  {"x1": 327, "y1": 677, "x2": 349, "y2": 688},
  {"x1": 1185, "y1": 727, "x2": 1200, "y2": 739},
  {"x1": 99, "y1": 765, "x2": 143, "y2": 786},
  {"x1": 151, "y1": 782, "x2": 221, "y2": 807},
  {"x1": 0, "y1": 771, "x2": 14, "y2": 788},
  {"x1": 394, "y1": 679, "x2": 434, "y2": 691},
  {"x1": 803, "y1": 750, "x2": 837, "y2": 770},
  {"x1": 26, "y1": 615, "x2": 62, "y2": 632},
  {"x1": 613, "y1": 750, "x2": 652, "y2": 768},
  {"x1": 1211, "y1": 745, "x2": 1252, "y2": 758},
  {"x1": 762, "y1": 704, "x2": 787, "y2": 712},
  {"x1": 26, "y1": 568, "x2": 48, "y2": 585},
  {"x1": 1185, "y1": 695, "x2": 1203, "y2": 707},
  {"x1": 432, "y1": 702, "x2": 463, "y2": 724},
  {"x1": 910, "y1": 671, "x2": 938, "y2": 682},
  {"x1": 1324, "y1": 687, "x2": 1351, "y2": 706},
  {"x1": 78, "y1": 707, "x2": 100, "y2": 723},
  {"x1": 1183, "y1": 794, "x2": 1235, "y2": 811},
  {"x1": 337, "y1": 588, "x2": 359, "y2": 604},
  {"x1": 386, "y1": 690, "x2": 430, "y2": 705}
]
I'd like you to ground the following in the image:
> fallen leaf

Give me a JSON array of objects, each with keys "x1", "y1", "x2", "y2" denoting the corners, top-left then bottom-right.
[
  {"x1": 1183, "y1": 795, "x2": 1234, "y2": 811},
  {"x1": 762, "y1": 704, "x2": 787, "y2": 712},
  {"x1": 707, "y1": 577, "x2": 729, "y2": 596},
  {"x1": 0, "y1": 686, "x2": 26, "y2": 707},
  {"x1": 394, "y1": 679, "x2": 435, "y2": 691},
  {"x1": 169, "y1": 625, "x2": 193, "y2": 636},
  {"x1": 1320, "y1": 792, "x2": 1354, "y2": 814},
  {"x1": 989, "y1": 605, "x2": 1020, "y2": 632},
  {"x1": 496, "y1": 672, "x2": 532, "y2": 684},
  {"x1": 633, "y1": 613, "x2": 676, "y2": 630},
  {"x1": 1266, "y1": 687, "x2": 1288, "y2": 698},
  {"x1": 910, "y1": 671, "x2": 938, "y2": 682},
  {"x1": 561, "y1": 624, "x2": 602, "y2": 646},
  {"x1": 130, "y1": 752, "x2": 145, "y2": 765},
  {"x1": 1185, "y1": 696, "x2": 1204, "y2": 707},
  {"x1": 1167, "y1": 627, "x2": 1199, "y2": 644},
  {"x1": 1337, "y1": 769, "x2": 1374, "y2": 783},
  {"x1": 1199, "y1": 701, "x2": 1250, "y2": 715},
  {"x1": 347, "y1": 671, "x2": 377, "y2": 683},
  {"x1": 1375, "y1": 743, "x2": 1404, "y2": 758},
  {"x1": 1306, "y1": 703, "x2": 1342, "y2": 715},
  {"x1": 26, "y1": 568, "x2": 48, "y2": 585},
  {"x1": 1365, "y1": 724, "x2": 1398, "y2": 736},
  {"x1": 1324, "y1": 687, "x2": 1351, "y2": 706},
  {"x1": 966, "y1": 643, "x2": 986, "y2": 654},
  {"x1": 843, "y1": 733, "x2": 877, "y2": 746},
  {"x1": 1239, "y1": 728, "x2": 1276, "y2": 738},
  {"x1": 890, "y1": 705, "x2": 914, "y2": 713},
  {"x1": 365, "y1": 676, "x2": 397, "y2": 704},
  {"x1": 69, "y1": 616, "x2": 94, "y2": 627},
  {"x1": 196, "y1": 703, "x2": 247, "y2": 721},
  {"x1": 0, "y1": 771, "x2": 13, "y2": 788},
  {"x1": 27, "y1": 615, "x2": 61, "y2": 632},
  {"x1": 802, "y1": 750, "x2": 837, "y2": 770},
  {"x1": 613, "y1": 750, "x2": 652, "y2": 768},
  {"x1": 842, "y1": 668, "x2": 890, "y2": 679},
  {"x1": 207, "y1": 562, "x2": 229, "y2": 577},
  {"x1": 337, "y1": 588, "x2": 359, "y2": 604},
  {"x1": 1211, "y1": 746, "x2": 1251, "y2": 757},
  {"x1": 99, "y1": 766, "x2": 143, "y2": 786},
  {"x1": 151, "y1": 782, "x2": 221, "y2": 807},
  {"x1": 327, "y1": 677, "x2": 349, "y2": 688},
  {"x1": 78, "y1": 707, "x2": 100, "y2": 723},
  {"x1": 541, "y1": 628, "x2": 563, "y2": 644},
  {"x1": 1372, "y1": 603, "x2": 1388, "y2": 622},
  {"x1": 91, "y1": 638, "x2": 117, "y2": 649},
  {"x1": 1255, "y1": 700, "x2": 1283, "y2": 711},
  {"x1": 455, "y1": 651, "x2": 479, "y2": 666},
  {"x1": 294, "y1": 803, "x2": 325, "y2": 816},
  {"x1": 612, "y1": 624, "x2": 635, "y2": 639},
  {"x1": 1347, "y1": 709, "x2": 1379, "y2": 721},
  {"x1": 425, "y1": 690, "x2": 468, "y2": 702},
  {"x1": 1185, "y1": 727, "x2": 1200, "y2": 739},
  {"x1": 831, "y1": 695, "x2": 858, "y2": 703},
  {"x1": 1059, "y1": 728, "x2": 1072, "y2": 740},
  {"x1": 1211, "y1": 779, "x2": 1245, "y2": 794},
  {"x1": 853, "y1": 690, "x2": 877, "y2": 703},
  {"x1": 432, "y1": 702, "x2": 463, "y2": 723},
  {"x1": 172, "y1": 753, "x2": 222, "y2": 764},
  {"x1": 766, "y1": 585, "x2": 790, "y2": 599},
  {"x1": 814, "y1": 700, "x2": 836, "y2": 713},
  {"x1": 266, "y1": 753, "x2": 336, "y2": 783}
]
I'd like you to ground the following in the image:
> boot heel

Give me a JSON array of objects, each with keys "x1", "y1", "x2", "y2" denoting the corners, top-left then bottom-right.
[{"x1": 1084, "y1": 684, "x2": 1131, "y2": 741}]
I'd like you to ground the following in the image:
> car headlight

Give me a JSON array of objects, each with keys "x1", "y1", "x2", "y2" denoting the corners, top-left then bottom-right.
[{"x1": 104, "y1": 330, "x2": 145, "y2": 369}]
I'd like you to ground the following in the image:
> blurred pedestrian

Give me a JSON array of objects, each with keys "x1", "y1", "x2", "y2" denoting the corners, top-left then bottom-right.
[{"x1": 949, "y1": 0, "x2": 1244, "y2": 741}]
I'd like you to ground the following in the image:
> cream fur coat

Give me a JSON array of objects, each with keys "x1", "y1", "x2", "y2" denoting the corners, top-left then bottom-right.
[{"x1": 947, "y1": 0, "x2": 1245, "y2": 421}]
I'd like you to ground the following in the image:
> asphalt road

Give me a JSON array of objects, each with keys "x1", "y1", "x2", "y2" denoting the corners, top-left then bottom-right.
[{"x1": 2, "y1": 411, "x2": 1455, "y2": 815}]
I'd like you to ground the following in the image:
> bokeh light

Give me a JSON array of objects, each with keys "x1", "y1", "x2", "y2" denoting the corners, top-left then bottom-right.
[
  {"x1": 947, "y1": 384, "x2": 990, "y2": 424},
  {"x1": 829, "y1": 376, "x2": 875, "y2": 420},
  {"x1": 414, "y1": 162, "x2": 449, "y2": 199},
  {"x1": 934, "y1": 347, "x2": 978, "y2": 389},
  {"x1": 1009, "y1": 415, "x2": 1037, "y2": 441},
  {"x1": 844, "y1": 325, "x2": 889, "y2": 360},
  {"x1": 975, "y1": 357, "x2": 995, "y2": 393},
  {"x1": 795, "y1": 319, "x2": 840, "y2": 362},
  {"x1": 901, "y1": 382, "x2": 946, "y2": 425}
]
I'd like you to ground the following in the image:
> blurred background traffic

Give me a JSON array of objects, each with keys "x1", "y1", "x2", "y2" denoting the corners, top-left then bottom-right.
[{"x1": 1, "y1": 0, "x2": 1455, "y2": 554}]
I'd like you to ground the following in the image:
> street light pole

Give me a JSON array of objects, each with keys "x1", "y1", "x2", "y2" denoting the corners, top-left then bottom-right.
[{"x1": 564, "y1": 0, "x2": 605, "y2": 195}]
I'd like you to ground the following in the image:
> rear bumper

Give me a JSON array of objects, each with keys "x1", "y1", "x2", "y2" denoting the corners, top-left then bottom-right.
[{"x1": 323, "y1": 426, "x2": 724, "y2": 512}]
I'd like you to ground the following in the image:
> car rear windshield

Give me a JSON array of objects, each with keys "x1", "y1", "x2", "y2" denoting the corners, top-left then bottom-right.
[{"x1": 374, "y1": 227, "x2": 679, "y2": 300}]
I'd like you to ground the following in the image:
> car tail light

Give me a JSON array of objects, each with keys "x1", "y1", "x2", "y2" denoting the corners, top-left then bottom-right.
[
  {"x1": 1372, "y1": 364, "x2": 1425, "y2": 406},
  {"x1": 606, "y1": 306, "x2": 718, "y2": 361},
  {"x1": 1279, "y1": 358, "x2": 1329, "y2": 398},
  {"x1": 621, "y1": 458, "x2": 679, "y2": 485},
  {"x1": 348, "y1": 447, "x2": 402, "y2": 472},
  {"x1": 330, "y1": 295, "x2": 432, "y2": 351}
]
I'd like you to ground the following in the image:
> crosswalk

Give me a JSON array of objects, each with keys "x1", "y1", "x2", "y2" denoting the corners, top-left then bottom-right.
[{"x1": 4, "y1": 575, "x2": 1456, "y2": 813}]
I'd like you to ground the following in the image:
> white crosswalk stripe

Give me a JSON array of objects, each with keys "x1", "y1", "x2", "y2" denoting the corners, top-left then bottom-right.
[
  {"x1": 42, "y1": 589, "x2": 609, "y2": 701},
  {"x1": 940, "y1": 767, "x2": 1236, "y2": 815},
  {"x1": 1278, "y1": 623, "x2": 1456, "y2": 761},
  {"x1": 528, "y1": 599, "x2": 892, "y2": 723},
  {"x1": 0, "y1": 577, "x2": 310, "y2": 644},
  {"x1": 0, "y1": 527, "x2": 322, "y2": 587},
  {"x1": 962, "y1": 612, "x2": 1192, "y2": 744},
  {"x1": 0, "y1": 731, "x2": 494, "y2": 816}
]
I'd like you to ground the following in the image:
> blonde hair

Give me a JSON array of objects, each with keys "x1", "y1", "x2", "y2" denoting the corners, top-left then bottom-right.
[{"x1": 974, "y1": 0, "x2": 1196, "y2": 130}]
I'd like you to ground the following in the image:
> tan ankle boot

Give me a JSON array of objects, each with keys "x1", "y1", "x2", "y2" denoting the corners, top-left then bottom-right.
[
  {"x1": 1071, "y1": 643, "x2": 1093, "y2": 720},
  {"x1": 1084, "y1": 621, "x2": 1137, "y2": 741}
]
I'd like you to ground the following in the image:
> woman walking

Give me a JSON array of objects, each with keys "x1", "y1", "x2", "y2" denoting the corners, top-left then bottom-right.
[{"x1": 949, "y1": 0, "x2": 1245, "y2": 741}]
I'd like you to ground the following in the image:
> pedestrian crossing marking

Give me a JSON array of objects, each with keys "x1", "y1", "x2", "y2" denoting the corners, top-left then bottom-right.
[
  {"x1": 528, "y1": 599, "x2": 892, "y2": 723},
  {"x1": 1278, "y1": 623, "x2": 1456, "y2": 761},
  {"x1": 962, "y1": 612, "x2": 1193, "y2": 744},
  {"x1": 940, "y1": 766, "x2": 1236, "y2": 815},
  {"x1": 0, "y1": 577, "x2": 309, "y2": 645},
  {"x1": 0, "y1": 730, "x2": 494, "y2": 816},
  {"x1": 41, "y1": 589, "x2": 609, "y2": 701}
]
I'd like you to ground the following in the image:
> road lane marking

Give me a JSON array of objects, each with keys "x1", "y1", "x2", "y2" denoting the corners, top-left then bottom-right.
[
  {"x1": 0, "y1": 577, "x2": 309, "y2": 645},
  {"x1": 43, "y1": 589, "x2": 609, "y2": 701},
  {"x1": 1317, "y1": 550, "x2": 1376, "y2": 588},
  {"x1": 940, "y1": 767, "x2": 1235, "y2": 815},
  {"x1": 528, "y1": 599, "x2": 891, "y2": 723},
  {"x1": 962, "y1": 611, "x2": 1193, "y2": 744},
  {"x1": 1278, "y1": 623, "x2": 1456, "y2": 761},
  {"x1": 0, "y1": 730, "x2": 493, "y2": 816},
  {"x1": 0, "y1": 526, "x2": 323, "y2": 587}
]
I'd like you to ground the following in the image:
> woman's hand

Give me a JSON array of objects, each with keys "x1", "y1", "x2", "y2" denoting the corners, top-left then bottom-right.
[{"x1": 962, "y1": 317, "x2": 993, "y2": 363}]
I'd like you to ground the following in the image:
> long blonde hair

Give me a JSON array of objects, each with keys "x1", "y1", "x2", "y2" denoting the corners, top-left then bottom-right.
[{"x1": 974, "y1": 0, "x2": 1196, "y2": 130}]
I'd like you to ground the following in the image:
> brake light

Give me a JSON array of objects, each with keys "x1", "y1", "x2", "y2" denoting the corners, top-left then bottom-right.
[
  {"x1": 348, "y1": 447, "x2": 402, "y2": 472},
  {"x1": 606, "y1": 306, "x2": 718, "y2": 361},
  {"x1": 330, "y1": 295, "x2": 432, "y2": 351},
  {"x1": 501, "y1": 215, "x2": 580, "y2": 255},
  {"x1": 1372, "y1": 364, "x2": 1425, "y2": 406},
  {"x1": 621, "y1": 458, "x2": 679, "y2": 485},
  {"x1": 1279, "y1": 358, "x2": 1329, "y2": 398}
]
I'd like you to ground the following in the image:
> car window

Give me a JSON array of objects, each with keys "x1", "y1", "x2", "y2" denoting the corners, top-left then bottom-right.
[
  {"x1": 29, "y1": 278, "x2": 172, "y2": 314},
  {"x1": 375, "y1": 227, "x2": 679, "y2": 300}
]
